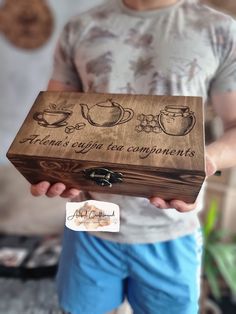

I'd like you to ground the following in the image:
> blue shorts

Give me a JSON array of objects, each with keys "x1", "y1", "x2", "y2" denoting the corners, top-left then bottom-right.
[{"x1": 57, "y1": 228, "x2": 202, "y2": 314}]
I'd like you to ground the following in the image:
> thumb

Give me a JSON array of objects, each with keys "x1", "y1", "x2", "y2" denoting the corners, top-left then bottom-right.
[{"x1": 205, "y1": 154, "x2": 217, "y2": 177}]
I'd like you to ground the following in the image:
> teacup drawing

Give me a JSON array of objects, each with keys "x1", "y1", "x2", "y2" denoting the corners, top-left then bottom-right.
[
  {"x1": 158, "y1": 105, "x2": 196, "y2": 136},
  {"x1": 33, "y1": 109, "x2": 72, "y2": 127}
]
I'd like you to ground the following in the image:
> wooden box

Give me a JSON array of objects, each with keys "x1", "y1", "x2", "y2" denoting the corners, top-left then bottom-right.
[{"x1": 7, "y1": 91, "x2": 206, "y2": 203}]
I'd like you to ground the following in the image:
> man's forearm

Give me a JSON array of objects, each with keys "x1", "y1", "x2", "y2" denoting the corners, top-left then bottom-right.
[{"x1": 206, "y1": 125, "x2": 236, "y2": 171}]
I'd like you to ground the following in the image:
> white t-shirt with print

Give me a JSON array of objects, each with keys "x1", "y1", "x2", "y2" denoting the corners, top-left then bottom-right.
[{"x1": 51, "y1": 0, "x2": 236, "y2": 243}]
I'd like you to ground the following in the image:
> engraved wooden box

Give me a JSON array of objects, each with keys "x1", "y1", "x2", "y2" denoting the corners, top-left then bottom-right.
[{"x1": 7, "y1": 91, "x2": 206, "y2": 203}]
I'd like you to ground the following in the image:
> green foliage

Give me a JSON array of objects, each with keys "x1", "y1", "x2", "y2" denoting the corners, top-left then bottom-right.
[
  {"x1": 203, "y1": 199, "x2": 218, "y2": 239},
  {"x1": 203, "y1": 199, "x2": 236, "y2": 299}
]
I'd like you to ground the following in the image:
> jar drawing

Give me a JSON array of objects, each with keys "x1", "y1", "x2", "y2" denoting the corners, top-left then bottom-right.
[{"x1": 158, "y1": 105, "x2": 196, "y2": 136}]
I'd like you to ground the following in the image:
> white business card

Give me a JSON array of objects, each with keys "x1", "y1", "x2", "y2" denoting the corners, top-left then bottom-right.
[{"x1": 66, "y1": 200, "x2": 120, "y2": 232}]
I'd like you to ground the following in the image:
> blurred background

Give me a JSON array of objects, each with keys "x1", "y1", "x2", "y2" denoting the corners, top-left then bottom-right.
[{"x1": 0, "y1": 0, "x2": 236, "y2": 313}]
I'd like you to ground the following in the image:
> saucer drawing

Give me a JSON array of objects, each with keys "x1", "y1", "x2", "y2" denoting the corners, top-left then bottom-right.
[{"x1": 38, "y1": 121, "x2": 68, "y2": 128}]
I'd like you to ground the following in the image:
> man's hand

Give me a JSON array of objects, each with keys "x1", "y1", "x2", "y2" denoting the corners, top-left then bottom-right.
[
  {"x1": 149, "y1": 153, "x2": 217, "y2": 212},
  {"x1": 31, "y1": 181, "x2": 81, "y2": 198}
]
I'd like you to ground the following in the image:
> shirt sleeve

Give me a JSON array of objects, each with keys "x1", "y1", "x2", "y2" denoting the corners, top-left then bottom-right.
[
  {"x1": 51, "y1": 20, "x2": 83, "y2": 90},
  {"x1": 210, "y1": 17, "x2": 236, "y2": 94}
]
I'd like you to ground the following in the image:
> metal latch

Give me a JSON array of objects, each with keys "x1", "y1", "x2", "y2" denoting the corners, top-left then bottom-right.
[{"x1": 84, "y1": 168, "x2": 123, "y2": 187}]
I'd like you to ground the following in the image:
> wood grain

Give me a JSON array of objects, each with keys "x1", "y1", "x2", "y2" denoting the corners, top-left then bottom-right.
[{"x1": 7, "y1": 91, "x2": 206, "y2": 202}]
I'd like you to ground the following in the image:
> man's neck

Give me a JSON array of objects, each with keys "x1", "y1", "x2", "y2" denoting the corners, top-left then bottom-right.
[{"x1": 123, "y1": 0, "x2": 179, "y2": 11}]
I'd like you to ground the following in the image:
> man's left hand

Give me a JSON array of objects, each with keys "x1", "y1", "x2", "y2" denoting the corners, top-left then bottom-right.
[{"x1": 149, "y1": 153, "x2": 217, "y2": 212}]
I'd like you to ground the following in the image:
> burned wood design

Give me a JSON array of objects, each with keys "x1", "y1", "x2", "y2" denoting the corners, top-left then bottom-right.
[
  {"x1": 159, "y1": 105, "x2": 196, "y2": 136},
  {"x1": 135, "y1": 106, "x2": 196, "y2": 136},
  {"x1": 6, "y1": 91, "x2": 205, "y2": 203},
  {"x1": 80, "y1": 98, "x2": 134, "y2": 127},
  {"x1": 135, "y1": 114, "x2": 162, "y2": 133},
  {"x1": 65, "y1": 123, "x2": 86, "y2": 134},
  {"x1": 33, "y1": 101, "x2": 74, "y2": 128}
]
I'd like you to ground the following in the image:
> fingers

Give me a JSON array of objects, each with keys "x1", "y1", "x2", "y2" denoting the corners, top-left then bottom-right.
[
  {"x1": 46, "y1": 183, "x2": 66, "y2": 197},
  {"x1": 169, "y1": 200, "x2": 197, "y2": 212},
  {"x1": 60, "y1": 188, "x2": 81, "y2": 199},
  {"x1": 149, "y1": 197, "x2": 169, "y2": 209},
  {"x1": 31, "y1": 182, "x2": 81, "y2": 199},
  {"x1": 205, "y1": 152, "x2": 217, "y2": 177},
  {"x1": 31, "y1": 181, "x2": 51, "y2": 196},
  {"x1": 150, "y1": 196, "x2": 197, "y2": 212}
]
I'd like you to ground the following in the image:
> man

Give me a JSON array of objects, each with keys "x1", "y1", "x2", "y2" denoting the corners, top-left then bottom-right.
[{"x1": 31, "y1": 0, "x2": 236, "y2": 313}]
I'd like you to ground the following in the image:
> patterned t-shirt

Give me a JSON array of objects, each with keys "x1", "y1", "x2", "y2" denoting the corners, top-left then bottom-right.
[{"x1": 51, "y1": 0, "x2": 236, "y2": 243}]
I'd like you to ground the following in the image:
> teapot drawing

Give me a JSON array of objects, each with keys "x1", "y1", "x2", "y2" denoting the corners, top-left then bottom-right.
[{"x1": 80, "y1": 99, "x2": 134, "y2": 127}]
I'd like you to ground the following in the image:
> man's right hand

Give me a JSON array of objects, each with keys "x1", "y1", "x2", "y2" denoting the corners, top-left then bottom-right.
[{"x1": 31, "y1": 181, "x2": 81, "y2": 198}]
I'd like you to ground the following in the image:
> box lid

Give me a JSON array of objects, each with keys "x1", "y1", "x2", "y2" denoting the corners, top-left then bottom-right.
[{"x1": 7, "y1": 91, "x2": 205, "y2": 174}]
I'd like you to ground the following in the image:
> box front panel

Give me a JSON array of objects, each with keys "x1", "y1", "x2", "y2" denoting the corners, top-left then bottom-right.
[{"x1": 8, "y1": 155, "x2": 205, "y2": 203}]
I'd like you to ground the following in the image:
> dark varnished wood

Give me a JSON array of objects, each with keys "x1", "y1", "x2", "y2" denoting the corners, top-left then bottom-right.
[{"x1": 7, "y1": 91, "x2": 206, "y2": 203}]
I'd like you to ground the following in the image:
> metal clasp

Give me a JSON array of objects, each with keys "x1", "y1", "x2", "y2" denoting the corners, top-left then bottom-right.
[{"x1": 84, "y1": 168, "x2": 123, "y2": 187}]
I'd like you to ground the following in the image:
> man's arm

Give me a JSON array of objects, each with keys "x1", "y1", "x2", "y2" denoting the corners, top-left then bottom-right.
[
  {"x1": 206, "y1": 91, "x2": 236, "y2": 171},
  {"x1": 47, "y1": 79, "x2": 79, "y2": 91}
]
